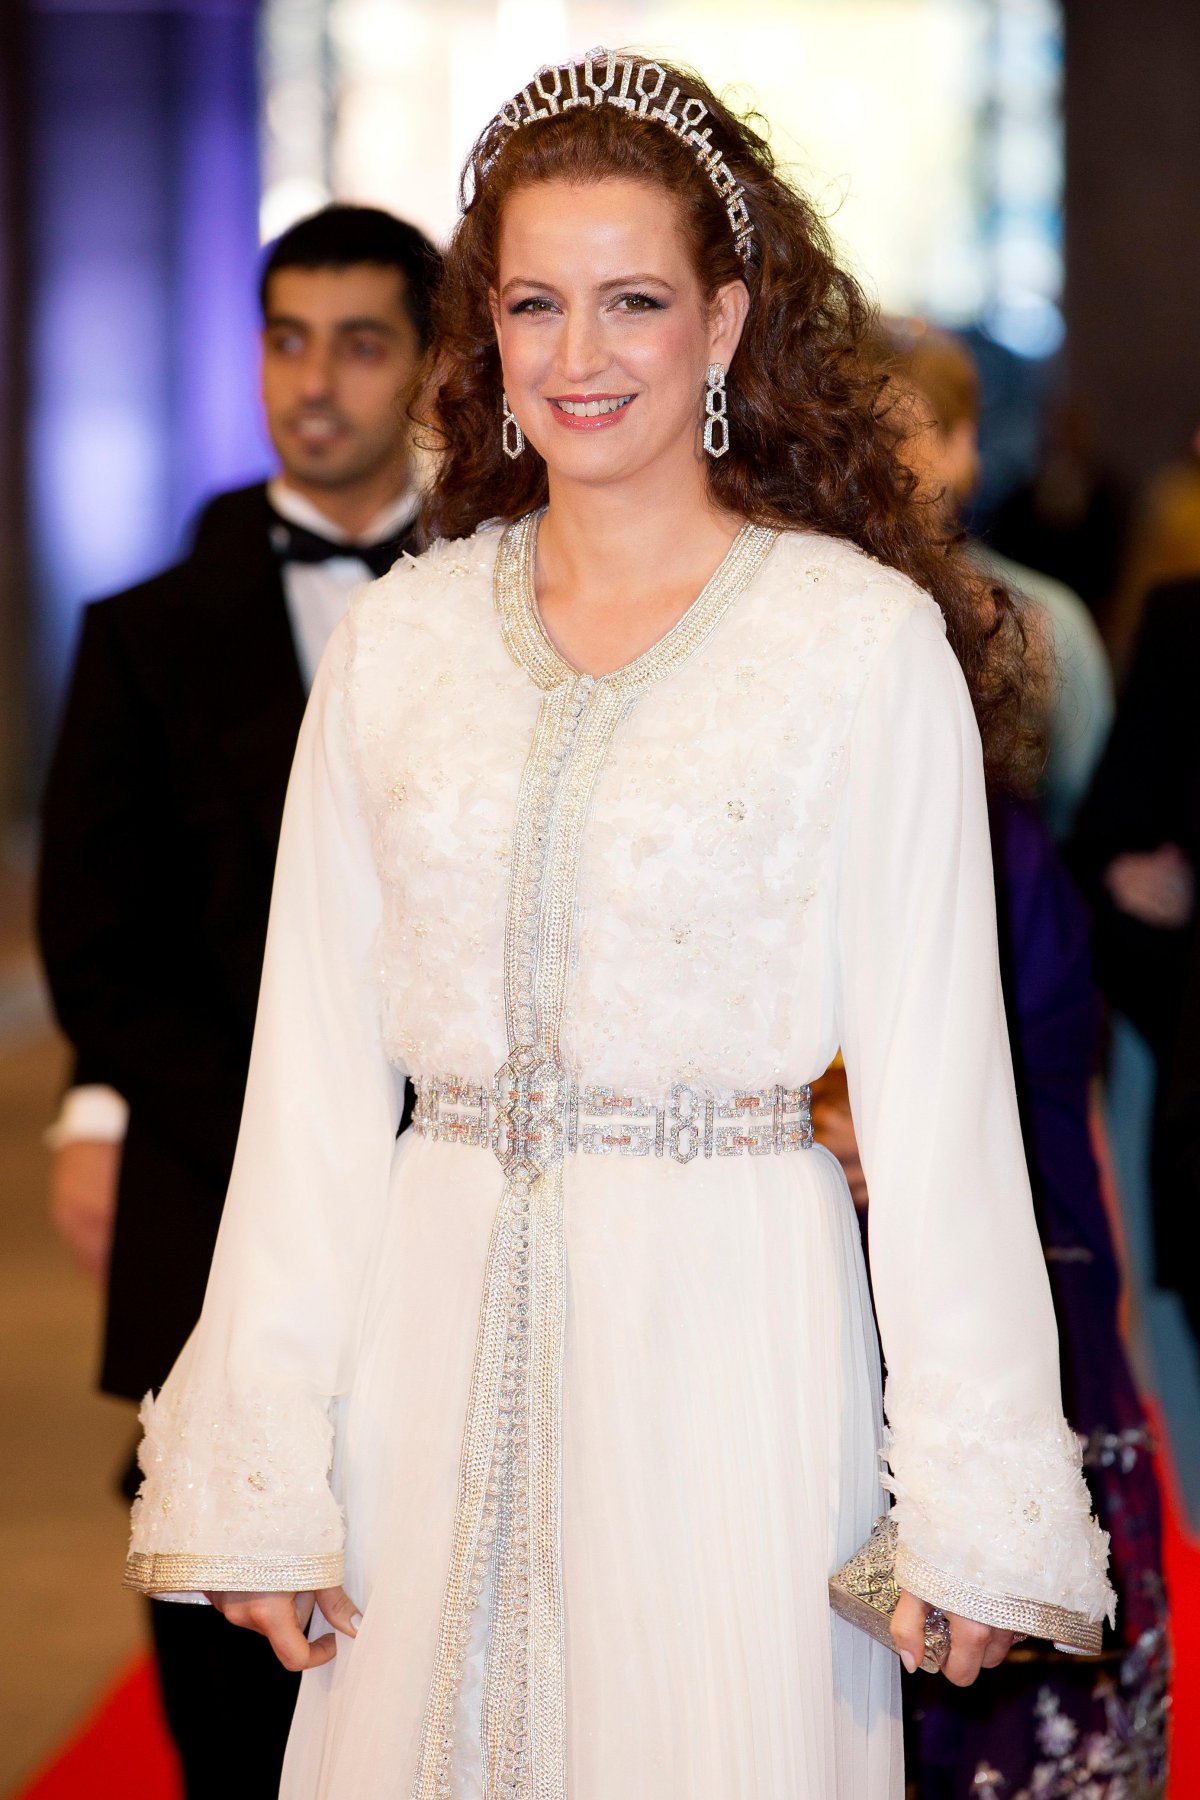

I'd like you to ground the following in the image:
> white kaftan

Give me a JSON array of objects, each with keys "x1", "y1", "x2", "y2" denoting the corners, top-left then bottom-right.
[{"x1": 127, "y1": 517, "x2": 1113, "y2": 1800}]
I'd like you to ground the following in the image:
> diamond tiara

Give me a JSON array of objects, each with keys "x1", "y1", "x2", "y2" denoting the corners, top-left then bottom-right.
[{"x1": 485, "y1": 48, "x2": 754, "y2": 263}]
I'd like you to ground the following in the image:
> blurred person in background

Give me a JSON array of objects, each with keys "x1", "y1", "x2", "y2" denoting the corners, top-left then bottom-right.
[
  {"x1": 813, "y1": 324, "x2": 1167, "y2": 1798},
  {"x1": 1105, "y1": 421, "x2": 1200, "y2": 675},
  {"x1": 989, "y1": 397, "x2": 1129, "y2": 629},
  {"x1": 1072, "y1": 562, "x2": 1200, "y2": 1364},
  {"x1": 36, "y1": 202, "x2": 441, "y2": 1799},
  {"x1": 875, "y1": 320, "x2": 1114, "y2": 841},
  {"x1": 916, "y1": 801, "x2": 1166, "y2": 1798}
]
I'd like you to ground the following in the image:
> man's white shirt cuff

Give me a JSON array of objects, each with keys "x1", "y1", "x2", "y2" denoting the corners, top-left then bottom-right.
[{"x1": 45, "y1": 1084, "x2": 130, "y2": 1149}]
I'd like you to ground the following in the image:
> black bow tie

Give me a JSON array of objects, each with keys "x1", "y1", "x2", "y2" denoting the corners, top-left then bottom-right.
[{"x1": 267, "y1": 507, "x2": 416, "y2": 580}]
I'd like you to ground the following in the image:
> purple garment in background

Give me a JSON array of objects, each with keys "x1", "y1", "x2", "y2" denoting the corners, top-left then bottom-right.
[{"x1": 903, "y1": 797, "x2": 1167, "y2": 1799}]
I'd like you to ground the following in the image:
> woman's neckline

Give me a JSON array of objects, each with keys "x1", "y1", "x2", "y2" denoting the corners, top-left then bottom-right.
[{"x1": 493, "y1": 508, "x2": 781, "y2": 696}]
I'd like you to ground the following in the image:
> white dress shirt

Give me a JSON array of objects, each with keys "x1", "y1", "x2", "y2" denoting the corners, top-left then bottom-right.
[
  {"x1": 48, "y1": 478, "x2": 419, "y2": 1150},
  {"x1": 268, "y1": 478, "x2": 419, "y2": 688}
]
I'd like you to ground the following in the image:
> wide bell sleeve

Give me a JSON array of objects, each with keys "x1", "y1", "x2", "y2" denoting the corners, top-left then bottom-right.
[
  {"x1": 124, "y1": 616, "x2": 404, "y2": 1600},
  {"x1": 832, "y1": 601, "x2": 1114, "y2": 1650}
]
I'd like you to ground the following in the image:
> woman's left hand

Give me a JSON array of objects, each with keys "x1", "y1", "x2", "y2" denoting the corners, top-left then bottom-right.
[{"x1": 891, "y1": 1590, "x2": 1017, "y2": 1686}]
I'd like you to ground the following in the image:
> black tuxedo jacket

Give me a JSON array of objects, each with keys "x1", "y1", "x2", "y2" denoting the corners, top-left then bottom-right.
[
  {"x1": 38, "y1": 482, "x2": 418, "y2": 1400},
  {"x1": 1071, "y1": 577, "x2": 1200, "y2": 1280}
]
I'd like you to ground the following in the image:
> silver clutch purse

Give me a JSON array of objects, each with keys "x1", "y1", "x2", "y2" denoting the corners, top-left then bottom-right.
[{"x1": 828, "y1": 1516, "x2": 951, "y2": 1674}]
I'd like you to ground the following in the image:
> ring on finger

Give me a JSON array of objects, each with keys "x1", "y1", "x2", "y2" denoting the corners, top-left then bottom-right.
[{"x1": 921, "y1": 1607, "x2": 952, "y2": 1672}]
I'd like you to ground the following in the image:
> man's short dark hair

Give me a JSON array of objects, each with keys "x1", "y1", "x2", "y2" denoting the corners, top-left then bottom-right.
[{"x1": 259, "y1": 204, "x2": 443, "y2": 349}]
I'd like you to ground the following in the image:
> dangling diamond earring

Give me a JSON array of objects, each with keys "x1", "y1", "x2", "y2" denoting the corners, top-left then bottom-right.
[
  {"x1": 502, "y1": 391, "x2": 525, "y2": 459},
  {"x1": 703, "y1": 363, "x2": 729, "y2": 459}
]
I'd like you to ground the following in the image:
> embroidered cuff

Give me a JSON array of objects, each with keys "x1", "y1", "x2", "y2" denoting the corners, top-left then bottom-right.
[
  {"x1": 128, "y1": 1386, "x2": 346, "y2": 1589},
  {"x1": 882, "y1": 1373, "x2": 1115, "y2": 1630},
  {"x1": 124, "y1": 1549, "x2": 344, "y2": 1597},
  {"x1": 895, "y1": 1542, "x2": 1103, "y2": 1655}
]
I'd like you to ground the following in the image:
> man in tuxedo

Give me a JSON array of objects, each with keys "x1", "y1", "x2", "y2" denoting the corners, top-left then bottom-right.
[{"x1": 37, "y1": 203, "x2": 441, "y2": 1796}]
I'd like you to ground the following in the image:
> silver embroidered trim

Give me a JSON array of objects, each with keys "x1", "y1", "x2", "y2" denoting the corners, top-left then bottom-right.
[
  {"x1": 494, "y1": 508, "x2": 780, "y2": 698},
  {"x1": 414, "y1": 1074, "x2": 814, "y2": 1164},
  {"x1": 123, "y1": 1549, "x2": 344, "y2": 1595},
  {"x1": 411, "y1": 512, "x2": 778, "y2": 1800},
  {"x1": 894, "y1": 1543, "x2": 1104, "y2": 1656}
]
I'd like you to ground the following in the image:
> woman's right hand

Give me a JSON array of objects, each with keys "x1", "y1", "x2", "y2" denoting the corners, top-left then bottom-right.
[{"x1": 206, "y1": 1585, "x2": 362, "y2": 1671}]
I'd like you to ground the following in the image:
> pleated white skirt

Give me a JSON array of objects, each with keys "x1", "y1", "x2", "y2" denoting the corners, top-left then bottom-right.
[{"x1": 281, "y1": 1131, "x2": 902, "y2": 1799}]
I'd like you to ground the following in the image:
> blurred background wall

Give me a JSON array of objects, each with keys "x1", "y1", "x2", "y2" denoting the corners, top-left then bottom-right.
[
  {"x1": 1065, "y1": 0, "x2": 1200, "y2": 497},
  {"x1": 1, "y1": 0, "x2": 1198, "y2": 842}
]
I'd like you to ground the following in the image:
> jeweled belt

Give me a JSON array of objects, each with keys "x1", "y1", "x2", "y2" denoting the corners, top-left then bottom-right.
[{"x1": 413, "y1": 1064, "x2": 814, "y2": 1173}]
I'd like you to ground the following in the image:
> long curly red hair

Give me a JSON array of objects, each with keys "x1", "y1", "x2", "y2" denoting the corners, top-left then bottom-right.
[{"x1": 418, "y1": 56, "x2": 1033, "y2": 785}]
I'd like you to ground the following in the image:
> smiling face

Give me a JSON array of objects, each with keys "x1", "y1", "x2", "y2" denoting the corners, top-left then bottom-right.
[
  {"x1": 490, "y1": 178, "x2": 747, "y2": 497},
  {"x1": 260, "y1": 264, "x2": 422, "y2": 498}
]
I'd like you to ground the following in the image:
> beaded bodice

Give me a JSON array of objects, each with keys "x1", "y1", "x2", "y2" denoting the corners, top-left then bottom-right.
[{"x1": 346, "y1": 515, "x2": 935, "y2": 1096}]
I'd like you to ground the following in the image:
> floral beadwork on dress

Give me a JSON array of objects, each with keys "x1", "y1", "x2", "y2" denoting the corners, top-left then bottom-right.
[
  {"x1": 986, "y1": 1601, "x2": 1169, "y2": 1799},
  {"x1": 126, "y1": 1384, "x2": 345, "y2": 1593}
]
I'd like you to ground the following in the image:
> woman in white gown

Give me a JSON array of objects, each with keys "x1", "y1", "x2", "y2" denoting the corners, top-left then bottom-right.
[{"x1": 126, "y1": 51, "x2": 1114, "y2": 1799}]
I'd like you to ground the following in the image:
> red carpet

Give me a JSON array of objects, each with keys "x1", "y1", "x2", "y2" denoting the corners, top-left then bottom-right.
[
  {"x1": 1161, "y1": 1443, "x2": 1199, "y2": 1796},
  {"x1": 11, "y1": 1487, "x2": 1200, "y2": 1798},
  {"x1": 11, "y1": 1655, "x2": 182, "y2": 1800}
]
